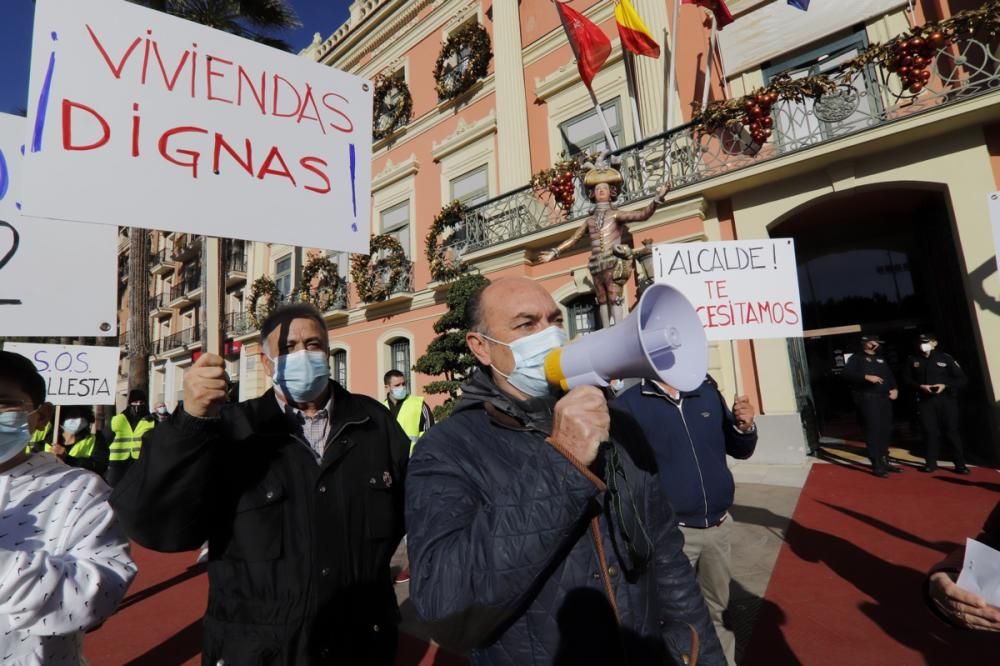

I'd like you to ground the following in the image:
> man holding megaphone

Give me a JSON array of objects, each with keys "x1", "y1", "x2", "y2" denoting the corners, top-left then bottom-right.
[{"x1": 405, "y1": 277, "x2": 724, "y2": 666}]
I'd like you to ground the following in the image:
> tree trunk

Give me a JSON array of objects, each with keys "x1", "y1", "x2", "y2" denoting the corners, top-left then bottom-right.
[{"x1": 127, "y1": 229, "x2": 151, "y2": 394}]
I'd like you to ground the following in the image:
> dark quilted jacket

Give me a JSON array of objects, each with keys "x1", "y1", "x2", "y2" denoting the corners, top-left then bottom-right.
[{"x1": 405, "y1": 371, "x2": 725, "y2": 666}]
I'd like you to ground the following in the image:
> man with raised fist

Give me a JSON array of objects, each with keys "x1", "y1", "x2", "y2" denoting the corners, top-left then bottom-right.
[{"x1": 111, "y1": 303, "x2": 410, "y2": 665}]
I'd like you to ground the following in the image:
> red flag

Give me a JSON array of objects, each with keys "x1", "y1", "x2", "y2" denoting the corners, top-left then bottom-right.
[
  {"x1": 683, "y1": 0, "x2": 735, "y2": 29},
  {"x1": 555, "y1": 1, "x2": 612, "y2": 90}
]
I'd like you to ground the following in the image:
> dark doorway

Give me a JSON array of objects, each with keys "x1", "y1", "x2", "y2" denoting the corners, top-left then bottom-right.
[{"x1": 773, "y1": 187, "x2": 993, "y2": 463}]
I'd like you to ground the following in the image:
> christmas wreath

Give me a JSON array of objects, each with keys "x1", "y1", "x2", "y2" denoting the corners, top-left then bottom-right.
[
  {"x1": 434, "y1": 22, "x2": 492, "y2": 101},
  {"x1": 248, "y1": 276, "x2": 280, "y2": 330},
  {"x1": 298, "y1": 254, "x2": 344, "y2": 312},
  {"x1": 372, "y1": 73, "x2": 413, "y2": 141},
  {"x1": 351, "y1": 234, "x2": 411, "y2": 303},
  {"x1": 425, "y1": 200, "x2": 468, "y2": 282}
]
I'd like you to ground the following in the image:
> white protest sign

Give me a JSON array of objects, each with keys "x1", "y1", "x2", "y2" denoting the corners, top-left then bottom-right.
[
  {"x1": 653, "y1": 238, "x2": 803, "y2": 340},
  {"x1": 0, "y1": 113, "x2": 118, "y2": 336},
  {"x1": 4, "y1": 342, "x2": 120, "y2": 405},
  {"x1": 989, "y1": 192, "x2": 1000, "y2": 275},
  {"x1": 21, "y1": 0, "x2": 372, "y2": 252}
]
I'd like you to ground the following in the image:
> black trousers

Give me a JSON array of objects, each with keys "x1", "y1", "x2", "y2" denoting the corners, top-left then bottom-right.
[
  {"x1": 104, "y1": 459, "x2": 136, "y2": 487},
  {"x1": 855, "y1": 394, "x2": 892, "y2": 466},
  {"x1": 919, "y1": 396, "x2": 965, "y2": 467}
]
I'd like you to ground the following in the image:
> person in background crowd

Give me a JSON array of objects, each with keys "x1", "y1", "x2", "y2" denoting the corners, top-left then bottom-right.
[
  {"x1": 51, "y1": 405, "x2": 110, "y2": 476},
  {"x1": 405, "y1": 277, "x2": 724, "y2": 666},
  {"x1": 906, "y1": 333, "x2": 970, "y2": 474},
  {"x1": 613, "y1": 376, "x2": 757, "y2": 666},
  {"x1": 927, "y1": 499, "x2": 1000, "y2": 630},
  {"x1": 0, "y1": 351, "x2": 137, "y2": 664},
  {"x1": 25, "y1": 401, "x2": 54, "y2": 453},
  {"x1": 111, "y1": 303, "x2": 410, "y2": 665},
  {"x1": 383, "y1": 369, "x2": 434, "y2": 585},
  {"x1": 153, "y1": 402, "x2": 171, "y2": 422},
  {"x1": 105, "y1": 389, "x2": 156, "y2": 486},
  {"x1": 842, "y1": 335, "x2": 901, "y2": 478}
]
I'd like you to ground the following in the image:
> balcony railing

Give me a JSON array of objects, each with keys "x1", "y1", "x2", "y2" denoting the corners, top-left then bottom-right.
[
  {"x1": 170, "y1": 280, "x2": 200, "y2": 302},
  {"x1": 445, "y1": 32, "x2": 1000, "y2": 257},
  {"x1": 148, "y1": 292, "x2": 170, "y2": 311},
  {"x1": 163, "y1": 326, "x2": 198, "y2": 351},
  {"x1": 225, "y1": 311, "x2": 258, "y2": 337},
  {"x1": 226, "y1": 253, "x2": 247, "y2": 274},
  {"x1": 172, "y1": 235, "x2": 201, "y2": 261}
]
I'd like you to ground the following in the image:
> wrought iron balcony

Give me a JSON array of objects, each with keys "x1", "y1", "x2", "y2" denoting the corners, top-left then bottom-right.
[
  {"x1": 163, "y1": 326, "x2": 198, "y2": 351},
  {"x1": 169, "y1": 278, "x2": 201, "y2": 304},
  {"x1": 171, "y1": 234, "x2": 201, "y2": 261},
  {"x1": 148, "y1": 292, "x2": 171, "y2": 313},
  {"x1": 149, "y1": 249, "x2": 175, "y2": 275},
  {"x1": 225, "y1": 311, "x2": 256, "y2": 337},
  {"x1": 445, "y1": 32, "x2": 1000, "y2": 257}
]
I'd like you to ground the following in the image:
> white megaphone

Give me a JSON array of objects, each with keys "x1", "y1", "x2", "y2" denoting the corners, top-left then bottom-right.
[{"x1": 543, "y1": 283, "x2": 708, "y2": 393}]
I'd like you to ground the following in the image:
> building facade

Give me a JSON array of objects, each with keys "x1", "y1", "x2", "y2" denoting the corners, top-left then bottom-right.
[{"x1": 124, "y1": 0, "x2": 1000, "y2": 465}]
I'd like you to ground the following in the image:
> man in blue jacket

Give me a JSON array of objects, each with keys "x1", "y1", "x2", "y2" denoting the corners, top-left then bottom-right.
[
  {"x1": 613, "y1": 377, "x2": 757, "y2": 665},
  {"x1": 406, "y1": 277, "x2": 724, "y2": 666}
]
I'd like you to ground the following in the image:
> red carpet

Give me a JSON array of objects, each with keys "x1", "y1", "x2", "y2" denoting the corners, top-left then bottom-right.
[
  {"x1": 84, "y1": 545, "x2": 465, "y2": 665},
  {"x1": 742, "y1": 463, "x2": 1000, "y2": 665}
]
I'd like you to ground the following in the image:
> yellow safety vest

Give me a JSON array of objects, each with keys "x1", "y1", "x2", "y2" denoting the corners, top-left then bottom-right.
[
  {"x1": 109, "y1": 414, "x2": 155, "y2": 462},
  {"x1": 384, "y1": 396, "x2": 425, "y2": 454},
  {"x1": 26, "y1": 422, "x2": 52, "y2": 453},
  {"x1": 45, "y1": 434, "x2": 97, "y2": 459}
]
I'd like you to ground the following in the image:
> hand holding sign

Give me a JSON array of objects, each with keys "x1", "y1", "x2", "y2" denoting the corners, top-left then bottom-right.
[
  {"x1": 184, "y1": 353, "x2": 228, "y2": 418},
  {"x1": 733, "y1": 395, "x2": 755, "y2": 432}
]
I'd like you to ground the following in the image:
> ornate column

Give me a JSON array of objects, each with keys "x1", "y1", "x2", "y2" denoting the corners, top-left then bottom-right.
[{"x1": 492, "y1": 1, "x2": 532, "y2": 191}]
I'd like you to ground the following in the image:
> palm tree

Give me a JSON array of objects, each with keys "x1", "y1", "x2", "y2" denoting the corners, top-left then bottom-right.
[{"x1": 123, "y1": 0, "x2": 299, "y2": 393}]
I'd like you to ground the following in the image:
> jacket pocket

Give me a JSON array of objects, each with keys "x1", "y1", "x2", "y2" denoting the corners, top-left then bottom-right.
[
  {"x1": 226, "y1": 483, "x2": 285, "y2": 561},
  {"x1": 365, "y1": 471, "x2": 397, "y2": 540}
]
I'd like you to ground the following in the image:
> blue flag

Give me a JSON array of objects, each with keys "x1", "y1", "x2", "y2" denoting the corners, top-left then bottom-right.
[{"x1": 788, "y1": 0, "x2": 810, "y2": 9}]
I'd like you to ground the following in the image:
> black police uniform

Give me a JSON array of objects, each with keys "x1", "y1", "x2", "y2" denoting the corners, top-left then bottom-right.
[
  {"x1": 843, "y1": 350, "x2": 896, "y2": 474},
  {"x1": 905, "y1": 350, "x2": 968, "y2": 471}
]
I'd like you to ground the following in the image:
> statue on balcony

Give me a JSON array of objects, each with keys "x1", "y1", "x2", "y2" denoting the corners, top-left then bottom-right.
[{"x1": 537, "y1": 154, "x2": 668, "y2": 328}]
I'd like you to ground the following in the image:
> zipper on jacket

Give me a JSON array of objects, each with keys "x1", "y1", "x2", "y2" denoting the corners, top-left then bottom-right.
[{"x1": 674, "y1": 400, "x2": 710, "y2": 528}]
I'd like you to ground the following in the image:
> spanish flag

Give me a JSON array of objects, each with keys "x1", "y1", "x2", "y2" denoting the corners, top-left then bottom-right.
[{"x1": 615, "y1": 0, "x2": 661, "y2": 58}]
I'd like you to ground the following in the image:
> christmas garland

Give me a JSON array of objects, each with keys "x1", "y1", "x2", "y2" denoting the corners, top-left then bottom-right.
[
  {"x1": 434, "y1": 22, "x2": 492, "y2": 101},
  {"x1": 691, "y1": 1, "x2": 1000, "y2": 150},
  {"x1": 248, "y1": 276, "x2": 280, "y2": 330},
  {"x1": 425, "y1": 200, "x2": 468, "y2": 282},
  {"x1": 372, "y1": 73, "x2": 413, "y2": 141},
  {"x1": 351, "y1": 234, "x2": 410, "y2": 303},
  {"x1": 530, "y1": 156, "x2": 584, "y2": 210},
  {"x1": 297, "y1": 254, "x2": 344, "y2": 312}
]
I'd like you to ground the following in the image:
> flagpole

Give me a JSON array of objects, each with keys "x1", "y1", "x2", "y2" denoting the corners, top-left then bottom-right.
[
  {"x1": 665, "y1": 0, "x2": 681, "y2": 131},
  {"x1": 623, "y1": 51, "x2": 644, "y2": 143},
  {"x1": 714, "y1": 21, "x2": 732, "y2": 99},
  {"x1": 701, "y1": 13, "x2": 717, "y2": 111},
  {"x1": 555, "y1": 0, "x2": 618, "y2": 151}
]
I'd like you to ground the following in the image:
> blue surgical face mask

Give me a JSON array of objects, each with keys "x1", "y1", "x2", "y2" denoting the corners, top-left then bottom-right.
[
  {"x1": 62, "y1": 417, "x2": 87, "y2": 435},
  {"x1": 270, "y1": 350, "x2": 330, "y2": 403},
  {"x1": 0, "y1": 410, "x2": 32, "y2": 464},
  {"x1": 484, "y1": 326, "x2": 568, "y2": 397},
  {"x1": 390, "y1": 387, "x2": 408, "y2": 401}
]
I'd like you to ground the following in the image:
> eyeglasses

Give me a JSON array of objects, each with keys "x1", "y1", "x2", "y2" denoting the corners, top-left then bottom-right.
[{"x1": 605, "y1": 445, "x2": 654, "y2": 578}]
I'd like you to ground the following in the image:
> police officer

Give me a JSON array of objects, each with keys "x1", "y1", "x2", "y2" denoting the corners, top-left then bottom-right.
[
  {"x1": 843, "y1": 335, "x2": 900, "y2": 477},
  {"x1": 906, "y1": 333, "x2": 969, "y2": 474}
]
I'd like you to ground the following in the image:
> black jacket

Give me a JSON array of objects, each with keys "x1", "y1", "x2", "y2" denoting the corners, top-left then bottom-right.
[
  {"x1": 905, "y1": 350, "x2": 967, "y2": 399},
  {"x1": 405, "y1": 370, "x2": 724, "y2": 666},
  {"x1": 612, "y1": 379, "x2": 757, "y2": 528},
  {"x1": 843, "y1": 352, "x2": 897, "y2": 396},
  {"x1": 110, "y1": 382, "x2": 410, "y2": 665}
]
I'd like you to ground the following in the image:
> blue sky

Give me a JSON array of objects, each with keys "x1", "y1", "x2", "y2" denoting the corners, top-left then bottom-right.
[{"x1": 0, "y1": 0, "x2": 352, "y2": 116}]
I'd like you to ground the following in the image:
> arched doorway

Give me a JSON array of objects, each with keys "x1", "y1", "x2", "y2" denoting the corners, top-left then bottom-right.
[{"x1": 772, "y1": 186, "x2": 993, "y2": 463}]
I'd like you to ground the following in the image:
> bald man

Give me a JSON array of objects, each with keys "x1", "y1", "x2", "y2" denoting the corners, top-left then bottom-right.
[{"x1": 405, "y1": 277, "x2": 723, "y2": 666}]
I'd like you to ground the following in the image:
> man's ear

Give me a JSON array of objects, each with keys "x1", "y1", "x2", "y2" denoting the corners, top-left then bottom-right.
[
  {"x1": 260, "y1": 351, "x2": 274, "y2": 377},
  {"x1": 466, "y1": 332, "x2": 492, "y2": 367}
]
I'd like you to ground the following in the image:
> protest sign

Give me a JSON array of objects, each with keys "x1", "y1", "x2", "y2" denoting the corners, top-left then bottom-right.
[
  {"x1": 4, "y1": 342, "x2": 120, "y2": 405},
  {"x1": 653, "y1": 238, "x2": 803, "y2": 340},
  {"x1": 0, "y1": 113, "x2": 118, "y2": 336},
  {"x1": 21, "y1": 0, "x2": 372, "y2": 252},
  {"x1": 989, "y1": 192, "x2": 1000, "y2": 275}
]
